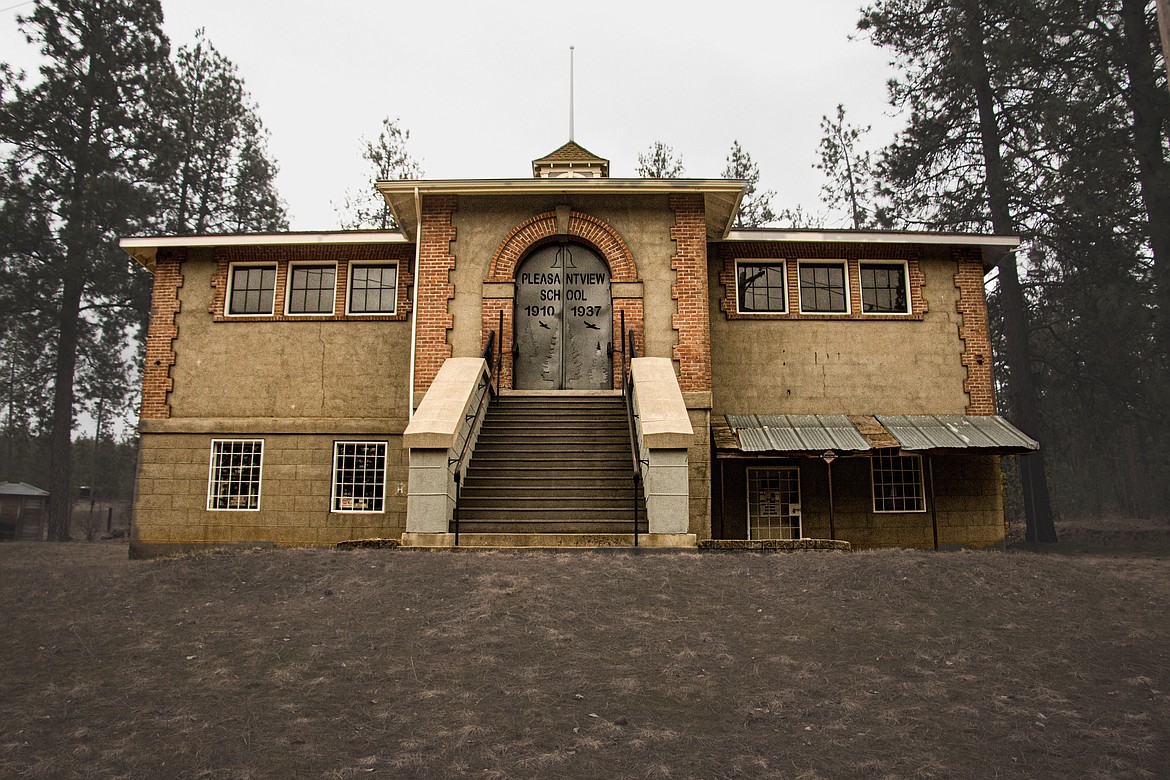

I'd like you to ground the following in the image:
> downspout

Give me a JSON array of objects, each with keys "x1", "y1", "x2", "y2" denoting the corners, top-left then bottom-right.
[{"x1": 407, "y1": 186, "x2": 421, "y2": 420}]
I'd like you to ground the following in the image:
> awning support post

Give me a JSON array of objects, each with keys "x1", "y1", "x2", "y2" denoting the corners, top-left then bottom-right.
[{"x1": 927, "y1": 454, "x2": 939, "y2": 551}]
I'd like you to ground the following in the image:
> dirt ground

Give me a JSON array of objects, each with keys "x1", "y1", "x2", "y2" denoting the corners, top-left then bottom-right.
[{"x1": 2, "y1": 519, "x2": 1168, "y2": 779}]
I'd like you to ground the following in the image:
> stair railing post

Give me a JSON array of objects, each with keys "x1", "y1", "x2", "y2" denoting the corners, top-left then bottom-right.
[{"x1": 623, "y1": 324, "x2": 641, "y2": 548}]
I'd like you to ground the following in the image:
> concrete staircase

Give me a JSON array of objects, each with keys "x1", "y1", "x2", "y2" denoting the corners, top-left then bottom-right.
[{"x1": 455, "y1": 393, "x2": 648, "y2": 536}]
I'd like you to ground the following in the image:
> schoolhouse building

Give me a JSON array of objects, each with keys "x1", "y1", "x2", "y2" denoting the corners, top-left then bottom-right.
[{"x1": 120, "y1": 141, "x2": 1037, "y2": 557}]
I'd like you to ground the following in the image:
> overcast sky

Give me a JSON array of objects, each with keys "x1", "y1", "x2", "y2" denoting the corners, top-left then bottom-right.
[{"x1": 2, "y1": 1, "x2": 904, "y2": 231}]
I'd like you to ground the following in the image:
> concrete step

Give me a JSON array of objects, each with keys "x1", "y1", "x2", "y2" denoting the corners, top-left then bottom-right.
[
  {"x1": 466, "y1": 450, "x2": 633, "y2": 463},
  {"x1": 452, "y1": 521, "x2": 649, "y2": 535},
  {"x1": 460, "y1": 467, "x2": 636, "y2": 479},
  {"x1": 460, "y1": 495, "x2": 640, "y2": 510},
  {"x1": 401, "y1": 532, "x2": 695, "y2": 549},
  {"x1": 460, "y1": 477, "x2": 635, "y2": 492}
]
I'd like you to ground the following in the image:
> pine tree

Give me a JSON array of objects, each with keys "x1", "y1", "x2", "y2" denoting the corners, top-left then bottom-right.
[
  {"x1": 722, "y1": 141, "x2": 776, "y2": 228},
  {"x1": 160, "y1": 29, "x2": 287, "y2": 235},
  {"x1": 0, "y1": 0, "x2": 176, "y2": 540},
  {"x1": 636, "y1": 142, "x2": 686, "y2": 178},
  {"x1": 815, "y1": 105, "x2": 876, "y2": 229},
  {"x1": 336, "y1": 117, "x2": 423, "y2": 230}
]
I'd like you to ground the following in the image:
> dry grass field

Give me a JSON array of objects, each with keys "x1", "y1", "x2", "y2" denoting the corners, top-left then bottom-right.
[{"x1": 2, "y1": 520, "x2": 1168, "y2": 779}]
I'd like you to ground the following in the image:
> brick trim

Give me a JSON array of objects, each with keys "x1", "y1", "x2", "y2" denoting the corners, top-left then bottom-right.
[
  {"x1": 208, "y1": 244, "x2": 414, "y2": 323},
  {"x1": 715, "y1": 242, "x2": 928, "y2": 321},
  {"x1": 414, "y1": 195, "x2": 457, "y2": 393},
  {"x1": 140, "y1": 251, "x2": 185, "y2": 420},
  {"x1": 482, "y1": 209, "x2": 641, "y2": 390},
  {"x1": 670, "y1": 195, "x2": 712, "y2": 392},
  {"x1": 487, "y1": 210, "x2": 637, "y2": 283},
  {"x1": 954, "y1": 249, "x2": 997, "y2": 415}
]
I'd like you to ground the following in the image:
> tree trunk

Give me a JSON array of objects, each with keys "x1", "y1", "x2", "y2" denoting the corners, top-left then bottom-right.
[
  {"x1": 46, "y1": 261, "x2": 84, "y2": 541},
  {"x1": 961, "y1": 0, "x2": 1058, "y2": 542},
  {"x1": 1120, "y1": 0, "x2": 1170, "y2": 362}
]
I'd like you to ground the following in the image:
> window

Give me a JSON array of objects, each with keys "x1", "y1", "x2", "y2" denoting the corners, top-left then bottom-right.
[
  {"x1": 798, "y1": 262, "x2": 848, "y2": 313},
  {"x1": 871, "y1": 450, "x2": 925, "y2": 513},
  {"x1": 207, "y1": 439, "x2": 264, "y2": 510},
  {"x1": 860, "y1": 262, "x2": 909, "y2": 314},
  {"x1": 747, "y1": 467, "x2": 801, "y2": 540},
  {"x1": 736, "y1": 261, "x2": 787, "y2": 313},
  {"x1": 287, "y1": 264, "x2": 337, "y2": 315},
  {"x1": 332, "y1": 441, "x2": 388, "y2": 512},
  {"x1": 227, "y1": 264, "x2": 277, "y2": 315},
  {"x1": 347, "y1": 263, "x2": 398, "y2": 314}
]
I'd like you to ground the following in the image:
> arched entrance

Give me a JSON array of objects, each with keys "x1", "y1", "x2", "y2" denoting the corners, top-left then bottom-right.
[{"x1": 514, "y1": 243, "x2": 612, "y2": 390}]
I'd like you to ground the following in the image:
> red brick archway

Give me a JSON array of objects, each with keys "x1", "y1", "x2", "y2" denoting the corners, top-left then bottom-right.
[
  {"x1": 483, "y1": 210, "x2": 642, "y2": 390},
  {"x1": 486, "y1": 211, "x2": 637, "y2": 283}
]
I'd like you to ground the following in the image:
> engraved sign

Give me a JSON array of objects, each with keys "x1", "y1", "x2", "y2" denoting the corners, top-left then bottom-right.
[{"x1": 514, "y1": 244, "x2": 612, "y2": 390}]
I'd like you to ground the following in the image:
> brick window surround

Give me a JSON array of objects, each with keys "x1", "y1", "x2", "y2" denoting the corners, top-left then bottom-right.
[
  {"x1": 209, "y1": 244, "x2": 413, "y2": 323},
  {"x1": 716, "y1": 242, "x2": 928, "y2": 322}
]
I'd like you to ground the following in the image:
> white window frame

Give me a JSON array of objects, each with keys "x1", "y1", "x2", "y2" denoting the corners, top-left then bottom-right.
[
  {"x1": 746, "y1": 466, "x2": 802, "y2": 540},
  {"x1": 331, "y1": 441, "x2": 389, "y2": 513},
  {"x1": 207, "y1": 439, "x2": 264, "y2": 511},
  {"x1": 858, "y1": 260, "x2": 912, "y2": 316},
  {"x1": 734, "y1": 260, "x2": 788, "y2": 314},
  {"x1": 797, "y1": 260, "x2": 851, "y2": 315},
  {"x1": 870, "y1": 450, "x2": 927, "y2": 513},
  {"x1": 284, "y1": 262, "x2": 338, "y2": 316},
  {"x1": 345, "y1": 261, "x2": 399, "y2": 316},
  {"x1": 224, "y1": 262, "x2": 278, "y2": 316}
]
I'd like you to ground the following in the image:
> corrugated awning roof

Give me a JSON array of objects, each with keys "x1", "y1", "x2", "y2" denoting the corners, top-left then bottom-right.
[
  {"x1": 876, "y1": 415, "x2": 1039, "y2": 453},
  {"x1": 719, "y1": 414, "x2": 1039, "y2": 456},
  {"x1": 726, "y1": 415, "x2": 873, "y2": 454}
]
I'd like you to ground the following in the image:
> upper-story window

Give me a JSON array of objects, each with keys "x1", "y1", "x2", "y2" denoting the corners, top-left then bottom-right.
[
  {"x1": 347, "y1": 262, "x2": 398, "y2": 315},
  {"x1": 736, "y1": 261, "x2": 787, "y2": 314},
  {"x1": 798, "y1": 262, "x2": 849, "y2": 314},
  {"x1": 227, "y1": 264, "x2": 277, "y2": 315},
  {"x1": 286, "y1": 263, "x2": 337, "y2": 315},
  {"x1": 860, "y1": 262, "x2": 910, "y2": 314}
]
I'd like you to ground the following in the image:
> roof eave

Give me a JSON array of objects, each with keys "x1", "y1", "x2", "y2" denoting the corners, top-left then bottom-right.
[
  {"x1": 118, "y1": 231, "x2": 410, "y2": 269},
  {"x1": 377, "y1": 178, "x2": 749, "y2": 241}
]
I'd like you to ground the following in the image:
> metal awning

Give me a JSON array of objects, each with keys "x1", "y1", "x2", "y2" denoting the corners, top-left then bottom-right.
[
  {"x1": 875, "y1": 415, "x2": 1039, "y2": 453},
  {"x1": 725, "y1": 415, "x2": 873, "y2": 454},
  {"x1": 718, "y1": 414, "x2": 1039, "y2": 456}
]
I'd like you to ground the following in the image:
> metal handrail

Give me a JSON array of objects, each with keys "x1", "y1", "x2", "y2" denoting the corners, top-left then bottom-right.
[
  {"x1": 450, "y1": 328, "x2": 497, "y2": 546},
  {"x1": 620, "y1": 312, "x2": 643, "y2": 547}
]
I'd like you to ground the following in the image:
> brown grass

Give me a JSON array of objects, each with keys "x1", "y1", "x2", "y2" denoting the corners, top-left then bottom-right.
[{"x1": 2, "y1": 523, "x2": 1168, "y2": 778}]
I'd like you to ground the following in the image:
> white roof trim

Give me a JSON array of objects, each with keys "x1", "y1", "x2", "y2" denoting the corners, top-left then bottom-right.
[
  {"x1": 725, "y1": 229, "x2": 1020, "y2": 247},
  {"x1": 119, "y1": 231, "x2": 409, "y2": 250},
  {"x1": 376, "y1": 178, "x2": 748, "y2": 196}
]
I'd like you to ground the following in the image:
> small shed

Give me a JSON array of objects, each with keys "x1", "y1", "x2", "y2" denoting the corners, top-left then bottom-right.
[{"x1": 0, "y1": 482, "x2": 49, "y2": 541}]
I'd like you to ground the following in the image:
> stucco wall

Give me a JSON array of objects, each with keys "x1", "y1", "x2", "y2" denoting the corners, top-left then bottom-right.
[
  {"x1": 131, "y1": 432, "x2": 408, "y2": 557},
  {"x1": 168, "y1": 248, "x2": 412, "y2": 422},
  {"x1": 708, "y1": 246, "x2": 971, "y2": 416}
]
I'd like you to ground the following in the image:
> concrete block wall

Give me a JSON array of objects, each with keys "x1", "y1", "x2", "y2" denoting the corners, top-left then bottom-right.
[
  {"x1": 131, "y1": 432, "x2": 408, "y2": 557},
  {"x1": 714, "y1": 453, "x2": 1004, "y2": 549}
]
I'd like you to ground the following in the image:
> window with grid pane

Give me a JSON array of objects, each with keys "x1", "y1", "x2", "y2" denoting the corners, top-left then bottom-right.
[
  {"x1": 348, "y1": 264, "x2": 397, "y2": 314},
  {"x1": 798, "y1": 263, "x2": 848, "y2": 313},
  {"x1": 227, "y1": 265, "x2": 277, "y2": 315},
  {"x1": 871, "y1": 450, "x2": 925, "y2": 512},
  {"x1": 332, "y1": 442, "x2": 388, "y2": 512},
  {"x1": 736, "y1": 261, "x2": 787, "y2": 313},
  {"x1": 861, "y1": 263, "x2": 909, "y2": 314},
  {"x1": 287, "y1": 264, "x2": 336, "y2": 314},
  {"x1": 207, "y1": 439, "x2": 264, "y2": 510}
]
